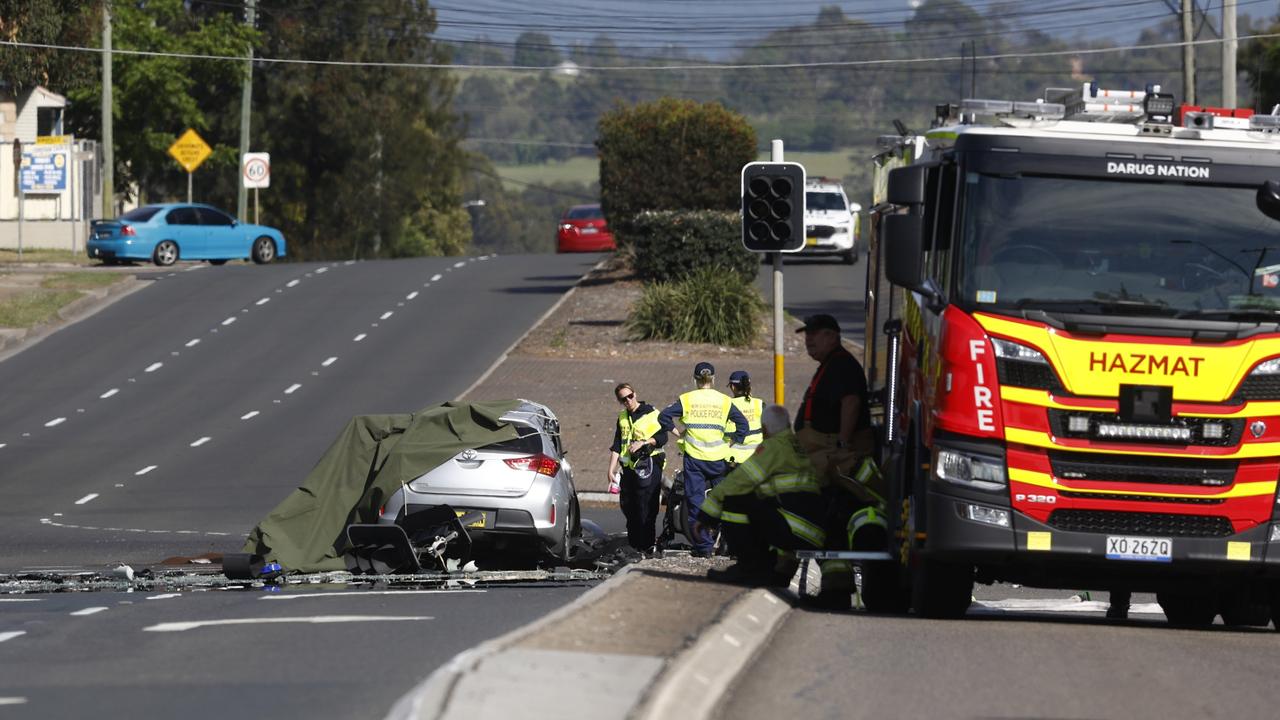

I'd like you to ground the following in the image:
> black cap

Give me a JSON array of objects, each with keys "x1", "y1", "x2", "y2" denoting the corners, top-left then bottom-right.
[
  {"x1": 694, "y1": 362, "x2": 715, "y2": 378},
  {"x1": 796, "y1": 313, "x2": 840, "y2": 334},
  {"x1": 729, "y1": 370, "x2": 750, "y2": 385}
]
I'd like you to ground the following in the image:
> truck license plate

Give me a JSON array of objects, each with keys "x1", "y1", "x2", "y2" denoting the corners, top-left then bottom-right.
[{"x1": 1106, "y1": 535, "x2": 1172, "y2": 562}]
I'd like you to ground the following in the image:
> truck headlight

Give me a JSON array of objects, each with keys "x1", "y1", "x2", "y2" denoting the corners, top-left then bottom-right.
[
  {"x1": 1250, "y1": 358, "x2": 1280, "y2": 376},
  {"x1": 934, "y1": 447, "x2": 1006, "y2": 491},
  {"x1": 991, "y1": 337, "x2": 1048, "y2": 364}
]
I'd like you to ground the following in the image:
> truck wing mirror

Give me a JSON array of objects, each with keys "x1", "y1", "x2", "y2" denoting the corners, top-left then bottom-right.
[
  {"x1": 887, "y1": 165, "x2": 927, "y2": 205},
  {"x1": 884, "y1": 214, "x2": 924, "y2": 289},
  {"x1": 1258, "y1": 181, "x2": 1280, "y2": 222}
]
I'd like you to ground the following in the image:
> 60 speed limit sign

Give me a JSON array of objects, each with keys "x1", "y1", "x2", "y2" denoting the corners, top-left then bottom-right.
[{"x1": 242, "y1": 152, "x2": 270, "y2": 189}]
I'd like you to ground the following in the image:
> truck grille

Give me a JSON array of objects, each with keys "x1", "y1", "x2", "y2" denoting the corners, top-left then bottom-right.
[
  {"x1": 1048, "y1": 410, "x2": 1241, "y2": 447},
  {"x1": 1057, "y1": 490, "x2": 1225, "y2": 505},
  {"x1": 805, "y1": 225, "x2": 835, "y2": 239},
  {"x1": 1048, "y1": 451, "x2": 1237, "y2": 487},
  {"x1": 1236, "y1": 374, "x2": 1280, "y2": 401},
  {"x1": 1047, "y1": 509, "x2": 1233, "y2": 537},
  {"x1": 997, "y1": 359, "x2": 1064, "y2": 393}
]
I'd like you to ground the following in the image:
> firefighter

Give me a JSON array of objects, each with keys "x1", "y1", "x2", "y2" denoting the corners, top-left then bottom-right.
[
  {"x1": 659, "y1": 362, "x2": 749, "y2": 557},
  {"x1": 606, "y1": 383, "x2": 668, "y2": 552},
  {"x1": 724, "y1": 370, "x2": 764, "y2": 465},
  {"x1": 793, "y1": 313, "x2": 878, "y2": 609},
  {"x1": 696, "y1": 404, "x2": 826, "y2": 586}
]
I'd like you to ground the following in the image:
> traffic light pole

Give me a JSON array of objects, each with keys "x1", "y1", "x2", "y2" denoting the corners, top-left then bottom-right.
[{"x1": 771, "y1": 139, "x2": 785, "y2": 406}]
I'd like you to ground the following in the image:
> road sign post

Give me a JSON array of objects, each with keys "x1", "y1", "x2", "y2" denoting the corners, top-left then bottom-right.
[
  {"x1": 167, "y1": 129, "x2": 212, "y2": 203},
  {"x1": 241, "y1": 152, "x2": 269, "y2": 225}
]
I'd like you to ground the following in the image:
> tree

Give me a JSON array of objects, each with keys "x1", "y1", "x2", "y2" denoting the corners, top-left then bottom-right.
[
  {"x1": 597, "y1": 98, "x2": 757, "y2": 227},
  {"x1": 513, "y1": 31, "x2": 560, "y2": 68},
  {"x1": 0, "y1": 0, "x2": 102, "y2": 93}
]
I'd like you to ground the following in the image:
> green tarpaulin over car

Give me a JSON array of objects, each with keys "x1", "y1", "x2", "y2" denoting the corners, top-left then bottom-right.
[{"x1": 242, "y1": 400, "x2": 522, "y2": 573}]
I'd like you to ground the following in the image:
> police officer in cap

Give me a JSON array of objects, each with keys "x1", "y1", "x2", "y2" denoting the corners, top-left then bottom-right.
[{"x1": 659, "y1": 362, "x2": 749, "y2": 557}]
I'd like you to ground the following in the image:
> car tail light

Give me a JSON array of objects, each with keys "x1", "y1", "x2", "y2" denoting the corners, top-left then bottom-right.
[
  {"x1": 549, "y1": 503, "x2": 556, "y2": 526},
  {"x1": 504, "y1": 453, "x2": 560, "y2": 477},
  {"x1": 378, "y1": 504, "x2": 386, "y2": 517},
  {"x1": 121, "y1": 225, "x2": 136, "y2": 237}
]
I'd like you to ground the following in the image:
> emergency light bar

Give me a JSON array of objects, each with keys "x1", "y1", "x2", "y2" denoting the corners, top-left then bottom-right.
[
  {"x1": 1250, "y1": 114, "x2": 1280, "y2": 133},
  {"x1": 959, "y1": 99, "x2": 1065, "y2": 120}
]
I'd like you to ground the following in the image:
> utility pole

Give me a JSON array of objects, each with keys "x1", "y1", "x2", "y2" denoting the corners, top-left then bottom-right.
[
  {"x1": 1181, "y1": 0, "x2": 1196, "y2": 105},
  {"x1": 102, "y1": 1, "x2": 114, "y2": 218},
  {"x1": 237, "y1": 0, "x2": 257, "y2": 222},
  {"x1": 1223, "y1": 0, "x2": 1238, "y2": 107}
]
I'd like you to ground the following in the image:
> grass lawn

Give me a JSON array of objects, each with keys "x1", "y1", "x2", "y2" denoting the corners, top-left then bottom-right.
[
  {"x1": 492, "y1": 148, "x2": 867, "y2": 193},
  {"x1": 0, "y1": 248, "x2": 90, "y2": 266},
  {"x1": 42, "y1": 272, "x2": 123, "y2": 291},
  {"x1": 0, "y1": 289, "x2": 85, "y2": 328}
]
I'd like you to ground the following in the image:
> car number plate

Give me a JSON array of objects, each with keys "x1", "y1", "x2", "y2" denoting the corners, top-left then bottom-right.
[
  {"x1": 580, "y1": 227, "x2": 598, "y2": 234},
  {"x1": 1105, "y1": 535, "x2": 1172, "y2": 562},
  {"x1": 455, "y1": 510, "x2": 486, "y2": 529}
]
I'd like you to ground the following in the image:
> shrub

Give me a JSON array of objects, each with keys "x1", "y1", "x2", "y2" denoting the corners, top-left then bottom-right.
[
  {"x1": 597, "y1": 98, "x2": 757, "y2": 226},
  {"x1": 626, "y1": 266, "x2": 767, "y2": 347},
  {"x1": 625, "y1": 209, "x2": 757, "y2": 283}
]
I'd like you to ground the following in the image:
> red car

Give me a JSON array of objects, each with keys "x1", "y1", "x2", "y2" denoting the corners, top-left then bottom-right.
[{"x1": 556, "y1": 204, "x2": 615, "y2": 253}]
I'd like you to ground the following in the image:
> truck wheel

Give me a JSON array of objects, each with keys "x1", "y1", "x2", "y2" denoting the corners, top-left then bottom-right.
[
  {"x1": 1219, "y1": 593, "x2": 1271, "y2": 627},
  {"x1": 1157, "y1": 591, "x2": 1216, "y2": 627},
  {"x1": 860, "y1": 561, "x2": 910, "y2": 614},
  {"x1": 911, "y1": 558, "x2": 974, "y2": 619}
]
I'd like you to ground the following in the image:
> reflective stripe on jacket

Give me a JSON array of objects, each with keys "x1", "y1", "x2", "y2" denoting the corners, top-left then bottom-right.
[
  {"x1": 725, "y1": 396, "x2": 764, "y2": 463},
  {"x1": 702, "y1": 428, "x2": 824, "y2": 548},
  {"x1": 617, "y1": 407, "x2": 665, "y2": 469},
  {"x1": 678, "y1": 388, "x2": 733, "y2": 461}
]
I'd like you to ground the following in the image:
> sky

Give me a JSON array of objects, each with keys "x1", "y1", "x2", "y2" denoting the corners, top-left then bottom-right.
[{"x1": 429, "y1": 0, "x2": 1280, "y2": 60}]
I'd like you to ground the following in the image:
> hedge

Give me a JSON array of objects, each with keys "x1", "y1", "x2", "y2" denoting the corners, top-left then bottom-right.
[
  {"x1": 622, "y1": 209, "x2": 758, "y2": 283},
  {"x1": 626, "y1": 266, "x2": 767, "y2": 347}
]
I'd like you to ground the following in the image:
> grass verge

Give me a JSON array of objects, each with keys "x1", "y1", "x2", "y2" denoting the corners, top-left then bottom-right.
[
  {"x1": 0, "y1": 289, "x2": 85, "y2": 328},
  {"x1": 0, "y1": 249, "x2": 90, "y2": 266},
  {"x1": 41, "y1": 272, "x2": 123, "y2": 291}
]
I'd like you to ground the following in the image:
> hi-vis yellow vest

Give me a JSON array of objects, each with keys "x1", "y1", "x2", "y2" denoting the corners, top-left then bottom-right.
[
  {"x1": 618, "y1": 407, "x2": 664, "y2": 468},
  {"x1": 726, "y1": 396, "x2": 764, "y2": 463},
  {"x1": 679, "y1": 388, "x2": 733, "y2": 461}
]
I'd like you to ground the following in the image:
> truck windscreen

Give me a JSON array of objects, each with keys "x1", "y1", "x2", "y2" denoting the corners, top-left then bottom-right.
[{"x1": 957, "y1": 172, "x2": 1280, "y2": 318}]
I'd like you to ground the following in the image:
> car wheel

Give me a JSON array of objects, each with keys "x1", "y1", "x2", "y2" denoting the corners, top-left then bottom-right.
[
  {"x1": 841, "y1": 250, "x2": 857, "y2": 265},
  {"x1": 547, "y1": 500, "x2": 577, "y2": 566},
  {"x1": 208, "y1": 259, "x2": 228, "y2": 266},
  {"x1": 251, "y1": 236, "x2": 277, "y2": 265},
  {"x1": 152, "y1": 240, "x2": 178, "y2": 267}
]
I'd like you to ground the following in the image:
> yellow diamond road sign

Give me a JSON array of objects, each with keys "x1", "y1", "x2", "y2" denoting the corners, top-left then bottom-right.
[{"x1": 168, "y1": 128, "x2": 212, "y2": 173}]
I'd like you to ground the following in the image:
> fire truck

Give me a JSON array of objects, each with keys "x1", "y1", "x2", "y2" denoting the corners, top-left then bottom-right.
[{"x1": 859, "y1": 83, "x2": 1280, "y2": 625}]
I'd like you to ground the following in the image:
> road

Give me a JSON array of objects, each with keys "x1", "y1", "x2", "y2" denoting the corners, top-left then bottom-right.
[
  {"x1": 755, "y1": 253, "x2": 867, "y2": 343},
  {"x1": 0, "y1": 253, "x2": 611, "y2": 719}
]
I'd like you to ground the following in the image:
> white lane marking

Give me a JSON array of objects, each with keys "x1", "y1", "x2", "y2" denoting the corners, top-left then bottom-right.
[
  {"x1": 353, "y1": 333, "x2": 367, "y2": 342},
  {"x1": 0, "y1": 443, "x2": 6, "y2": 450},
  {"x1": 241, "y1": 411, "x2": 260, "y2": 420},
  {"x1": 284, "y1": 383, "x2": 302, "y2": 394},
  {"x1": 147, "y1": 594, "x2": 181, "y2": 600},
  {"x1": 256, "y1": 297, "x2": 270, "y2": 306},
  {"x1": 406, "y1": 291, "x2": 418, "y2": 300},
  {"x1": 221, "y1": 317, "x2": 236, "y2": 326},
  {"x1": 74, "y1": 493, "x2": 99, "y2": 505},
  {"x1": 0, "y1": 698, "x2": 28, "y2": 706},
  {"x1": 70, "y1": 607, "x2": 109, "y2": 616},
  {"x1": 0, "y1": 632, "x2": 26, "y2": 643},
  {"x1": 971, "y1": 598, "x2": 1165, "y2": 615},
  {"x1": 0, "y1": 598, "x2": 41, "y2": 603},
  {"x1": 453, "y1": 261, "x2": 466, "y2": 268},
  {"x1": 431, "y1": 273, "x2": 443, "y2": 282},
  {"x1": 145, "y1": 362, "x2": 163, "y2": 373},
  {"x1": 380, "y1": 311, "x2": 393, "y2": 320},
  {"x1": 345, "y1": 260, "x2": 355, "y2": 266},
  {"x1": 261, "y1": 590, "x2": 484, "y2": 600},
  {"x1": 722, "y1": 633, "x2": 741, "y2": 647},
  {"x1": 45, "y1": 417, "x2": 66, "y2": 427},
  {"x1": 143, "y1": 615, "x2": 433, "y2": 632},
  {"x1": 190, "y1": 437, "x2": 212, "y2": 447},
  {"x1": 286, "y1": 279, "x2": 300, "y2": 288},
  {"x1": 135, "y1": 465, "x2": 157, "y2": 476},
  {"x1": 322, "y1": 357, "x2": 337, "y2": 367},
  {"x1": 315, "y1": 267, "x2": 328, "y2": 274},
  {"x1": 185, "y1": 338, "x2": 201, "y2": 347},
  {"x1": 100, "y1": 388, "x2": 119, "y2": 399}
]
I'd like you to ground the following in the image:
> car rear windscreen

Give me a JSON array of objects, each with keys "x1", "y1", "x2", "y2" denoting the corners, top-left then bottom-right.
[
  {"x1": 478, "y1": 427, "x2": 543, "y2": 454},
  {"x1": 120, "y1": 206, "x2": 162, "y2": 222},
  {"x1": 566, "y1": 206, "x2": 604, "y2": 219}
]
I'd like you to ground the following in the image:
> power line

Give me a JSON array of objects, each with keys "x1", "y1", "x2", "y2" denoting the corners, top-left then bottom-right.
[{"x1": 5, "y1": 31, "x2": 1279, "y2": 72}]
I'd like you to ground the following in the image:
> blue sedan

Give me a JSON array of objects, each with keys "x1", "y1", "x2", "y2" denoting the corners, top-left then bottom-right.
[{"x1": 87, "y1": 203, "x2": 287, "y2": 267}]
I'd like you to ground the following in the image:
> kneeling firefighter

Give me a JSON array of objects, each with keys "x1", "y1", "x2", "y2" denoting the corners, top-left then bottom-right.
[{"x1": 695, "y1": 405, "x2": 826, "y2": 586}]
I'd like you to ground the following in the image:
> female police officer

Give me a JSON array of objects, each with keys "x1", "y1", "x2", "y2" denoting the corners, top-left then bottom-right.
[{"x1": 606, "y1": 383, "x2": 668, "y2": 552}]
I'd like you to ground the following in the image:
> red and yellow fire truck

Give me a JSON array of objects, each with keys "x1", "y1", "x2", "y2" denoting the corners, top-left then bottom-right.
[{"x1": 859, "y1": 83, "x2": 1280, "y2": 624}]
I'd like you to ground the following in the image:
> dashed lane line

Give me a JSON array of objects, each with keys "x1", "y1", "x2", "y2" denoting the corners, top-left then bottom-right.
[
  {"x1": 0, "y1": 698, "x2": 28, "y2": 706},
  {"x1": 0, "y1": 632, "x2": 25, "y2": 643},
  {"x1": 353, "y1": 333, "x2": 367, "y2": 342},
  {"x1": 44, "y1": 417, "x2": 66, "y2": 428},
  {"x1": 185, "y1": 338, "x2": 200, "y2": 347},
  {"x1": 322, "y1": 357, "x2": 337, "y2": 367},
  {"x1": 380, "y1": 311, "x2": 394, "y2": 320},
  {"x1": 190, "y1": 436, "x2": 212, "y2": 447},
  {"x1": 221, "y1": 317, "x2": 237, "y2": 326},
  {"x1": 135, "y1": 465, "x2": 157, "y2": 476},
  {"x1": 70, "y1": 607, "x2": 109, "y2": 617},
  {"x1": 406, "y1": 291, "x2": 418, "y2": 300},
  {"x1": 261, "y1": 590, "x2": 484, "y2": 600},
  {"x1": 284, "y1": 383, "x2": 302, "y2": 394},
  {"x1": 74, "y1": 493, "x2": 98, "y2": 505},
  {"x1": 145, "y1": 362, "x2": 163, "y2": 373},
  {"x1": 287, "y1": 279, "x2": 300, "y2": 287},
  {"x1": 431, "y1": 273, "x2": 443, "y2": 282},
  {"x1": 241, "y1": 410, "x2": 260, "y2": 420},
  {"x1": 143, "y1": 615, "x2": 434, "y2": 632},
  {"x1": 256, "y1": 298, "x2": 270, "y2": 305},
  {"x1": 100, "y1": 388, "x2": 119, "y2": 399}
]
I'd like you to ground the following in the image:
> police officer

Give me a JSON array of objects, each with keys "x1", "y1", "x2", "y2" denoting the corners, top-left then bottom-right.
[
  {"x1": 659, "y1": 362, "x2": 749, "y2": 557},
  {"x1": 606, "y1": 383, "x2": 667, "y2": 552},
  {"x1": 696, "y1": 405, "x2": 826, "y2": 586},
  {"x1": 725, "y1": 370, "x2": 764, "y2": 465}
]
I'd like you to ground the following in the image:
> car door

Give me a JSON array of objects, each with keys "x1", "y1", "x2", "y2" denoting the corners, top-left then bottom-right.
[
  {"x1": 196, "y1": 206, "x2": 241, "y2": 259},
  {"x1": 163, "y1": 206, "x2": 206, "y2": 258}
]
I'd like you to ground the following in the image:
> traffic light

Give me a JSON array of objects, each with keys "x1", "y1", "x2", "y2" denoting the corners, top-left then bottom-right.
[{"x1": 741, "y1": 161, "x2": 805, "y2": 253}]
